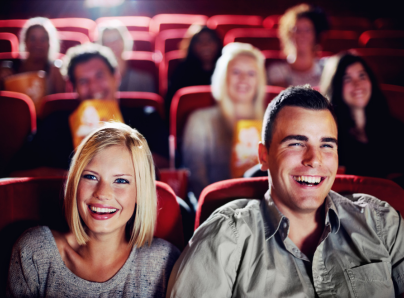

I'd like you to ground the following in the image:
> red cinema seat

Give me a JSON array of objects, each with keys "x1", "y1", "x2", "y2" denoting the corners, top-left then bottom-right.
[
  {"x1": 223, "y1": 28, "x2": 280, "y2": 51},
  {"x1": 41, "y1": 91, "x2": 165, "y2": 120},
  {"x1": 95, "y1": 16, "x2": 151, "y2": 32},
  {"x1": 0, "y1": 19, "x2": 26, "y2": 38},
  {"x1": 359, "y1": 30, "x2": 404, "y2": 50},
  {"x1": 0, "y1": 177, "x2": 184, "y2": 294},
  {"x1": 374, "y1": 18, "x2": 404, "y2": 30},
  {"x1": 263, "y1": 15, "x2": 282, "y2": 29},
  {"x1": 118, "y1": 91, "x2": 165, "y2": 119},
  {"x1": 123, "y1": 51, "x2": 159, "y2": 91},
  {"x1": 169, "y1": 85, "x2": 214, "y2": 150},
  {"x1": 195, "y1": 175, "x2": 404, "y2": 229},
  {"x1": 155, "y1": 28, "x2": 188, "y2": 55},
  {"x1": 207, "y1": 15, "x2": 263, "y2": 38},
  {"x1": 50, "y1": 18, "x2": 96, "y2": 41},
  {"x1": 159, "y1": 50, "x2": 186, "y2": 96},
  {"x1": 349, "y1": 48, "x2": 404, "y2": 86},
  {"x1": 150, "y1": 14, "x2": 208, "y2": 34},
  {"x1": 262, "y1": 50, "x2": 286, "y2": 69},
  {"x1": 321, "y1": 30, "x2": 359, "y2": 53},
  {"x1": 264, "y1": 85, "x2": 285, "y2": 107},
  {"x1": 129, "y1": 31, "x2": 156, "y2": 52},
  {"x1": 57, "y1": 31, "x2": 90, "y2": 54},
  {"x1": 0, "y1": 91, "x2": 36, "y2": 177},
  {"x1": 381, "y1": 84, "x2": 404, "y2": 124},
  {"x1": 328, "y1": 16, "x2": 372, "y2": 33},
  {"x1": 0, "y1": 32, "x2": 19, "y2": 53}
]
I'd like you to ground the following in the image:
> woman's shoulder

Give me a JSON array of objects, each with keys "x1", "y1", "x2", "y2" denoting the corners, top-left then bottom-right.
[
  {"x1": 188, "y1": 106, "x2": 221, "y2": 122},
  {"x1": 12, "y1": 226, "x2": 56, "y2": 260}
]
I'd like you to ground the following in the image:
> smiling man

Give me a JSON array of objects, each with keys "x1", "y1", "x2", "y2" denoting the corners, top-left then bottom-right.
[{"x1": 167, "y1": 86, "x2": 404, "y2": 297}]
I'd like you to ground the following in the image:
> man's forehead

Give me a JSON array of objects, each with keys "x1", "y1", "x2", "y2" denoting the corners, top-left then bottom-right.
[
  {"x1": 273, "y1": 106, "x2": 338, "y2": 138},
  {"x1": 74, "y1": 57, "x2": 111, "y2": 78}
]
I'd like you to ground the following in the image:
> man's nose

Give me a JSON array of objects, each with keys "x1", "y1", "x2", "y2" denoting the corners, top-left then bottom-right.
[
  {"x1": 302, "y1": 146, "x2": 321, "y2": 168},
  {"x1": 94, "y1": 180, "x2": 112, "y2": 201}
]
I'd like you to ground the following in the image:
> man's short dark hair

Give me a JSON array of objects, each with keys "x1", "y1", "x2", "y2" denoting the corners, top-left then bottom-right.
[
  {"x1": 262, "y1": 85, "x2": 336, "y2": 148},
  {"x1": 62, "y1": 43, "x2": 117, "y2": 88}
]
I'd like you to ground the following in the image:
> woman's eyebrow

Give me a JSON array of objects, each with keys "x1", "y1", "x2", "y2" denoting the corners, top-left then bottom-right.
[{"x1": 113, "y1": 174, "x2": 133, "y2": 177}]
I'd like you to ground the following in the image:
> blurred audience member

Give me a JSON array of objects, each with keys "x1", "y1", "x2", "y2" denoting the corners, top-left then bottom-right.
[
  {"x1": 268, "y1": 4, "x2": 329, "y2": 87},
  {"x1": 96, "y1": 19, "x2": 156, "y2": 92},
  {"x1": 183, "y1": 43, "x2": 266, "y2": 197},
  {"x1": 325, "y1": 53, "x2": 404, "y2": 179},
  {"x1": 0, "y1": 17, "x2": 65, "y2": 94},
  {"x1": 9, "y1": 43, "x2": 168, "y2": 175},
  {"x1": 165, "y1": 26, "x2": 222, "y2": 118}
]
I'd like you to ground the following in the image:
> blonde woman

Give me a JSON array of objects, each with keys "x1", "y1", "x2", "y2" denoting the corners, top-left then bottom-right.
[
  {"x1": 7, "y1": 122, "x2": 180, "y2": 297},
  {"x1": 182, "y1": 42, "x2": 266, "y2": 197},
  {"x1": 95, "y1": 20, "x2": 156, "y2": 92},
  {"x1": 267, "y1": 4, "x2": 329, "y2": 87},
  {"x1": 0, "y1": 17, "x2": 65, "y2": 94}
]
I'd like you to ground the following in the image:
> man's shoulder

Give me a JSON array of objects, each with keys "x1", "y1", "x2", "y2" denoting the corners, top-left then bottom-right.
[{"x1": 330, "y1": 190, "x2": 396, "y2": 212}]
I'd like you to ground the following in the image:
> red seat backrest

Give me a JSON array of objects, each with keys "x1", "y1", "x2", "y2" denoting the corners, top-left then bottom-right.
[
  {"x1": 57, "y1": 31, "x2": 90, "y2": 54},
  {"x1": 41, "y1": 91, "x2": 165, "y2": 120},
  {"x1": 50, "y1": 18, "x2": 96, "y2": 41},
  {"x1": 195, "y1": 175, "x2": 404, "y2": 229},
  {"x1": 381, "y1": 84, "x2": 404, "y2": 123},
  {"x1": 123, "y1": 51, "x2": 159, "y2": 90},
  {"x1": 129, "y1": 31, "x2": 156, "y2": 52},
  {"x1": 359, "y1": 30, "x2": 404, "y2": 50},
  {"x1": 328, "y1": 16, "x2": 373, "y2": 33},
  {"x1": 0, "y1": 32, "x2": 19, "y2": 53},
  {"x1": 155, "y1": 28, "x2": 188, "y2": 55},
  {"x1": 207, "y1": 15, "x2": 263, "y2": 38},
  {"x1": 374, "y1": 18, "x2": 404, "y2": 30},
  {"x1": 0, "y1": 91, "x2": 36, "y2": 175},
  {"x1": 262, "y1": 15, "x2": 282, "y2": 29},
  {"x1": 169, "y1": 85, "x2": 215, "y2": 149},
  {"x1": 0, "y1": 20, "x2": 26, "y2": 39},
  {"x1": 321, "y1": 30, "x2": 359, "y2": 53},
  {"x1": 349, "y1": 48, "x2": 404, "y2": 86},
  {"x1": 95, "y1": 16, "x2": 151, "y2": 32},
  {"x1": 150, "y1": 14, "x2": 208, "y2": 33},
  {"x1": 159, "y1": 50, "x2": 186, "y2": 96},
  {"x1": 223, "y1": 28, "x2": 280, "y2": 51}
]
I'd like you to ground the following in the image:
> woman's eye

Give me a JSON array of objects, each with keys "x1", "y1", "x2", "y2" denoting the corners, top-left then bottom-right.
[
  {"x1": 115, "y1": 178, "x2": 129, "y2": 184},
  {"x1": 248, "y1": 71, "x2": 256, "y2": 77},
  {"x1": 83, "y1": 174, "x2": 97, "y2": 180}
]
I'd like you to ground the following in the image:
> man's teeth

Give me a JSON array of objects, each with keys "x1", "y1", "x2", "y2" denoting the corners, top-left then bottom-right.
[
  {"x1": 90, "y1": 206, "x2": 117, "y2": 214},
  {"x1": 294, "y1": 176, "x2": 321, "y2": 184}
]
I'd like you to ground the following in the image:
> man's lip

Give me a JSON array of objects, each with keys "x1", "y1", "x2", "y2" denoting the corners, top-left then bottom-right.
[{"x1": 291, "y1": 175, "x2": 327, "y2": 187}]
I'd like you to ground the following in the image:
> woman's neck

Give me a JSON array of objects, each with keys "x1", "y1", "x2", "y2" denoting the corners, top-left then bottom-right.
[
  {"x1": 350, "y1": 108, "x2": 368, "y2": 143},
  {"x1": 22, "y1": 56, "x2": 48, "y2": 72},
  {"x1": 291, "y1": 50, "x2": 316, "y2": 72}
]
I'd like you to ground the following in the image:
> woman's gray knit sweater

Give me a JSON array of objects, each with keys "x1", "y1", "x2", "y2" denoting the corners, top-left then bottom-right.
[{"x1": 7, "y1": 226, "x2": 180, "y2": 297}]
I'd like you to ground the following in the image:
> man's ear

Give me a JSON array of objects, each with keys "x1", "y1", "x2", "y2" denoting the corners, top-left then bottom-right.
[{"x1": 258, "y1": 142, "x2": 270, "y2": 171}]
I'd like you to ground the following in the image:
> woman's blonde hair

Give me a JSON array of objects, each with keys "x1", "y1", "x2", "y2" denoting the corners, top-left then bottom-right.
[
  {"x1": 211, "y1": 42, "x2": 266, "y2": 121},
  {"x1": 95, "y1": 19, "x2": 134, "y2": 54},
  {"x1": 19, "y1": 17, "x2": 60, "y2": 62},
  {"x1": 64, "y1": 122, "x2": 156, "y2": 248}
]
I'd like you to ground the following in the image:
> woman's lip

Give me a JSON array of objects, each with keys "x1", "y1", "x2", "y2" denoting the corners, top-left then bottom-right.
[
  {"x1": 87, "y1": 205, "x2": 118, "y2": 220},
  {"x1": 88, "y1": 203, "x2": 118, "y2": 209}
]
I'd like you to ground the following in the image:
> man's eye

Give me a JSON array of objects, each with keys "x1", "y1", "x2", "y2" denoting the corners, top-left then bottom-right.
[
  {"x1": 83, "y1": 174, "x2": 97, "y2": 180},
  {"x1": 289, "y1": 143, "x2": 303, "y2": 147},
  {"x1": 115, "y1": 178, "x2": 129, "y2": 184},
  {"x1": 321, "y1": 144, "x2": 334, "y2": 148}
]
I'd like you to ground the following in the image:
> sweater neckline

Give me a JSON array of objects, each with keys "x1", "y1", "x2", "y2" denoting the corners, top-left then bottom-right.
[{"x1": 42, "y1": 226, "x2": 138, "y2": 292}]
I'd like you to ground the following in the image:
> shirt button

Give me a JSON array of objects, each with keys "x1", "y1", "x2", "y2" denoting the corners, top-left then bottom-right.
[{"x1": 283, "y1": 222, "x2": 287, "y2": 228}]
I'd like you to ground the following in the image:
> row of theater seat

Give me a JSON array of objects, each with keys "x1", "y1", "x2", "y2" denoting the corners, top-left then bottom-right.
[{"x1": 2, "y1": 83, "x2": 404, "y2": 177}]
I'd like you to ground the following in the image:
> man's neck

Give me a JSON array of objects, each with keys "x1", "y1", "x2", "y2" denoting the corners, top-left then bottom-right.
[{"x1": 271, "y1": 195, "x2": 326, "y2": 261}]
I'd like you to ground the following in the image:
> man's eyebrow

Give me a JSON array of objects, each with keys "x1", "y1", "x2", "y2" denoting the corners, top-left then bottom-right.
[
  {"x1": 280, "y1": 135, "x2": 308, "y2": 143},
  {"x1": 321, "y1": 137, "x2": 338, "y2": 145}
]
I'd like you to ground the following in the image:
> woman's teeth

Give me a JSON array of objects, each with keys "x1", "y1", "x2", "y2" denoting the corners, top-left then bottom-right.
[
  {"x1": 293, "y1": 176, "x2": 322, "y2": 185},
  {"x1": 90, "y1": 206, "x2": 117, "y2": 214}
]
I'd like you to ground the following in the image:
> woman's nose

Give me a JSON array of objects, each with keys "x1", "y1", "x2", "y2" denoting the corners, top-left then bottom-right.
[{"x1": 94, "y1": 180, "x2": 112, "y2": 200}]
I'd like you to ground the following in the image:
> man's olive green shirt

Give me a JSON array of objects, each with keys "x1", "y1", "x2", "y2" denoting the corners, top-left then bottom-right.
[{"x1": 167, "y1": 190, "x2": 404, "y2": 297}]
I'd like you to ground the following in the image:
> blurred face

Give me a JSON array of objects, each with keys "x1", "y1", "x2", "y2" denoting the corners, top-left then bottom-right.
[
  {"x1": 192, "y1": 31, "x2": 219, "y2": 65},
  {"x1": 259, "y1": 106, "x2": 338, "y2": 215},
  {"x1": 78, "y1": 144, "x2": 137, "y2": 238},
  {"x1": 25, "y1": 25, "x2": 49, "y2": 61},
  {"x1": 74, "y1": 57, "x2": 119, "y2": 101},
  {"x1": 292, "y1": 17, "x2": 316, "y2": 53},
  {"x1": 226, "y1": 54, "x2": 259, "y2": 104},
  {"x1": 342, "y1": 62, "x2": 372, "y2": 110},
  {"x1": 102, "y1": 29, "x2": 125, "y2": 59}
]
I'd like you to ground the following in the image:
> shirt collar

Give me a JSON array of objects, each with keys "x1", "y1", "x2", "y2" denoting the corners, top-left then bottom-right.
[{"x1": 261, "y1": 190, "x2": 341, "y2": 240}]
